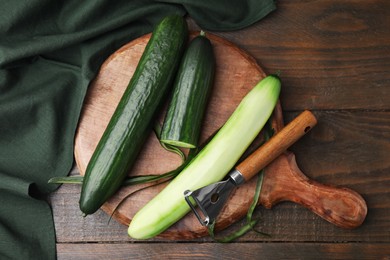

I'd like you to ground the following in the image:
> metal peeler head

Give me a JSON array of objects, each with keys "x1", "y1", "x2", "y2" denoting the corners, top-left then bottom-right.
[
  {"x1": 184, "y1": 189, "x2": 212, "y2": 226},
  {"x1": 184, "y1": 171, "x2": 243, "y2": 226}
]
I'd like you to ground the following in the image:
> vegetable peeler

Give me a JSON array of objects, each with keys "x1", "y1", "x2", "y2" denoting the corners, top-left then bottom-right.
[{"x1": 184, "y1": 110, "x2": 317, "y2": 226}]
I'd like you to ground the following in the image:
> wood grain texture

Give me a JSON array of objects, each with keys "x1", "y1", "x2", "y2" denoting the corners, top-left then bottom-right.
[
  {"x1": 73, "y1": 31, "x2": 367, "y2": 237},
  {"x1": 56, "y1": 243, "x2": 390, "y2": 260},
  {"x1": 260, "y1": 152, "x2": 367, "y2": 229},
  {"x1": 207, "y1": 0, "x2": 390, "y2": 110},
  {"x1": 51, "y1": 0, "x2": 390, "y2": 257},
  {"x1": 50, "y1": 111, "x2": 389, "y2": 243}
]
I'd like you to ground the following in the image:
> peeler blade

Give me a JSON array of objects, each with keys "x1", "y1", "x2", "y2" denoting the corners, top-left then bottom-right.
[{"x1": 184, "y1": 178, "x2": 236, "y2": 226}]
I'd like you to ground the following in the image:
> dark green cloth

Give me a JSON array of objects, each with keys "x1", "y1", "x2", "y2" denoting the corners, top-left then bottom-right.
[{"x1": 0, "y1": 1, "x2": 275, "y2": 259}]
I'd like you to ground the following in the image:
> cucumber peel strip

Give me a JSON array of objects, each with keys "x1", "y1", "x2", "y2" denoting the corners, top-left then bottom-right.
[{"x1": 154, "y1": 122, "x2": 186, "y2": 162}]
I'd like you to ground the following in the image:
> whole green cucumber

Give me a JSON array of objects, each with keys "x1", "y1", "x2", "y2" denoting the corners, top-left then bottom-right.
[
  {"x1": 160, "y1": 31, "x2": 215, "y2": 148},
  {"x1": 79, "y1": 15, "x2": 188, "y2": 215}
]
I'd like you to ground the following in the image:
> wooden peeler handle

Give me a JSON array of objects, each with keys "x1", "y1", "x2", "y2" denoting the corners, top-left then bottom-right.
[{"x1": 236, "y1": 110, "x2": 317, "y2": 182}]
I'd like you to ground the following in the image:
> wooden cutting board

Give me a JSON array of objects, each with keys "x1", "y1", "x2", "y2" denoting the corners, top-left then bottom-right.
[{"x1": 74, "y1": 32, "x2": 367, "y2": 239}]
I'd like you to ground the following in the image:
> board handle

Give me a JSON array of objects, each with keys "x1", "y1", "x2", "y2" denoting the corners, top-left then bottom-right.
[
  {"x1": 236, "y1": 110, "x2": 317, "y2": 182},
  {"x1": 260, "y1": 152, "x2": 368, "y2": 229}
]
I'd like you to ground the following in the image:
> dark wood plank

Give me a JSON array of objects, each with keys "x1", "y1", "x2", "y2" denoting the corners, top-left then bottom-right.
[
  {"x1": 56, "y1": 242, "x2": 390, "y2": 260},
  {"x1": 51, "y1": 0, "x2": 390, "y2": 258},
  {"x1": 195, "y1": 1, "x2": 390, "y2": 110},
  {"x1": 49, "y1": 111, "x2": 390, "y2": 243}
]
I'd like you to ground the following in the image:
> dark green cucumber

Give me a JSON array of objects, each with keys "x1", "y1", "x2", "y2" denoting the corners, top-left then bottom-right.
[
  {"x1": 79, "y1": 15, "x2": 188, "y2": 215},
  {"x1": 160, "y1": 31, "x2": 215, "y2": 148}
]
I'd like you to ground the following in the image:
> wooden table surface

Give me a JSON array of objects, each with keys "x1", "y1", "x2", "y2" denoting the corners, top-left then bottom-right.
[{"x1": 49, "y1": 1, "x2": 390, "y2": 259}]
